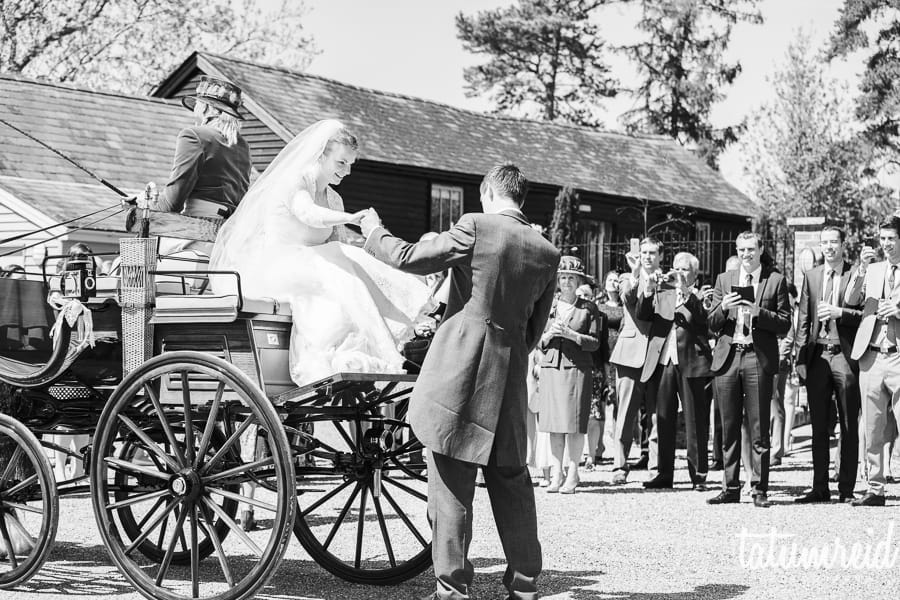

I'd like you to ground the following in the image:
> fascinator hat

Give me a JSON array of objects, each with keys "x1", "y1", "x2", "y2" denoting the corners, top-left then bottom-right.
[
  {"x1": 182, "y1": 76, "x2": 244, "y2": 120},
  {"x1": 558, "y1": 256, "x2": 595, "y2": 283}
]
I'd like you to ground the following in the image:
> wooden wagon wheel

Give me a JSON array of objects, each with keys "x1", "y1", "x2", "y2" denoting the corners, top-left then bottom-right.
[
  {"x1": 90, "y1": 351, "x2": 295, "y2": 600},
  {"x1": 291, "y1": 393, "x2": 432, "y2": 585},
  {"x1": 113, "y1": 424, "x2": 239, "y2": 566},
  {"x1": 0, "y1": 413, "x2": 58, "y2": 589}
]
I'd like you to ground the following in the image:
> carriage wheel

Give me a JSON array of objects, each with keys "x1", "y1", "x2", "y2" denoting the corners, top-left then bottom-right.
[
  {"x1": 292, "y1": 396, "x2": 432, "y2": 584},
  {"x1": 91, "y1": 351, "x2": 295, "y2": 600},
  {"x1": 0, "y1": 413, "x2": 58, "y2": 588},
  {"x1": 113, "y1": 425, "x2": 238, "y2": 566}
]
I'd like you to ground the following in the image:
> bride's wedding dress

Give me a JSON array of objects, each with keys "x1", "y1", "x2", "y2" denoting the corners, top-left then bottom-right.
[{"x1": 210, "y1": 120, "x2": 431, "y2": 386}]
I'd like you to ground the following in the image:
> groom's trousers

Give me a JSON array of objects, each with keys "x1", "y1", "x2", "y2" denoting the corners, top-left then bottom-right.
[{"x1": 427, "y1": 451, "x2": 542, "y2": 600}]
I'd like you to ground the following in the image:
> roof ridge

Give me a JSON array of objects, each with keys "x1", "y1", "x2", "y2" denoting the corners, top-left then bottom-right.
[
  {"x1": 0, "y1": 72, "x2": 180, "y2": 106},
  {"x1": 200, "y1": 52, "x2": 673, "y2": 143}
]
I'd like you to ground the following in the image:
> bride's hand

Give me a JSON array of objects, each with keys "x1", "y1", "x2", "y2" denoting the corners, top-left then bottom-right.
[{"x1": 348, "y1": 210, "x2": 368, "y2": 225}]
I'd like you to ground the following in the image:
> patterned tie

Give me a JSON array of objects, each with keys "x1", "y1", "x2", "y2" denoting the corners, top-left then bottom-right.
[
  {"x1": 821, "y1": 269, "x2": 834, "y2": 333},
  {"x1": 742, "y1": 273, "x2": 752, "y2": 337},
  {"x1": 889, "y1": 265, "x2": 897, "y2": 298}
]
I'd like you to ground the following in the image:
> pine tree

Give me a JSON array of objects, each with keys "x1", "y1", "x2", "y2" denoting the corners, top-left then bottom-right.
[
  {"x1": 549, "y1": 186, "x2": 580, "y2": 251},
  {"x1": 456, "y1": 0, "x2": 616, "y2": 126},
  {"x1": 620, "y1": 0, "x2": 762, "y2": 168}
]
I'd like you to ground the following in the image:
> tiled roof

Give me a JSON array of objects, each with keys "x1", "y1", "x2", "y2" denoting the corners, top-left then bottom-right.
[
  {"x1": 0, "y1": 74, "x2": 192, "y2": 224},
  {"x1": 192, "y1": 52, "x2": 752, "y2": 217},
  {"x1": 0, "y1": 176, "x2": 132, "y2": 232}
]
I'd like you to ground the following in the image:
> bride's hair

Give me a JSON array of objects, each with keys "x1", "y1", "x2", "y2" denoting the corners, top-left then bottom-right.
[
  {"x1": 194, "y1": 100, "x2": 241, "y2": 146},
  {"x1": 324, "y1": 128, "x2": 359, "y2": 155}
]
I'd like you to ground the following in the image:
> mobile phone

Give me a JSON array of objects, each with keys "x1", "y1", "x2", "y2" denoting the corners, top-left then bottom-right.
[{"x1": 629, "y1": 238, "x2": 640, "y2": 255}]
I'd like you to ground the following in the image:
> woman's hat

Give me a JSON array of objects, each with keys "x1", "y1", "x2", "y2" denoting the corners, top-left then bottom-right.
[
  {"x1": 181, "y1": 76, "x2": 244, "y2": 120},
  {"x1": 558, "y1": 255, "x2": 588, "y2": 278}
]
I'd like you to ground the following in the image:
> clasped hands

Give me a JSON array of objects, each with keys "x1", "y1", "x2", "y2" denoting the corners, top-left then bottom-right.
[
  {"x1": 545, "y1": 320, "x2": 579, "y2": 344},
  {"x1": 351, "y1": 207, "x2": 382, "y2": 238}
]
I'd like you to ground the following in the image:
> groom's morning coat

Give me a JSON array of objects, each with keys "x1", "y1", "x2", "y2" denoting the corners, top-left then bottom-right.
[{"x1": 365, "y1": 211, "x2": 560, "y2": 466}]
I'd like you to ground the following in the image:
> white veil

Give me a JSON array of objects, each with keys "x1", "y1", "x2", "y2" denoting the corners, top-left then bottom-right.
[{"x1": 210, "y1": 119, "x2": 346, "y2": 274}]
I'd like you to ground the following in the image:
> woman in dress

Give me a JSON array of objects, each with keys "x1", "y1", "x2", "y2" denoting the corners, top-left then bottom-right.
[
  {"x1": 210, "y1": 119, "x2": 432, "y2": 386},
  {"x1": 599, "y1": 270, "x2": 625, "y2": 457},
  {"x1": 537, "y1": 256, "x2": 602, "y2": 493}
]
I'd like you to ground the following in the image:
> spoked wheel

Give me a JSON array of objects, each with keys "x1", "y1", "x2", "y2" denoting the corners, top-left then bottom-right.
[
  {"x1": 113, "y1": 425, "x2": 239, "y2": 565},
  {"x1": 0, "y1": 413, "x2": 58, "y2": 588},
  {"x1": 91, "y1": 351, "x2": 295, "y2": 600},
  {"x1": 291, "y1": 394, "x2": 432, "y2": 584}
]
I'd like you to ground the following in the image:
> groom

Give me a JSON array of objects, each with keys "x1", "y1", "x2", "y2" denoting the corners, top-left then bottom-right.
[{"x1": 361, "y1": 165, "x2": 560, "y2": 600}]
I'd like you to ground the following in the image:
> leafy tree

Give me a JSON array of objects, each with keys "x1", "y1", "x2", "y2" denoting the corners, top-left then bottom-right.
[
  {"x1": 549, "y1": 186, "x2": 580, "y2": 250},
  {"x1": 738, "y1": 32, "x2": 891, "y2": 247},
  {"x1": 828, "y1": 0, "x2": 900, "y2": 160},
  {"x1": 0, "y1": 0, "x2": 316, "y2": 93},
  {"x1": 620, "y1": 0, "x2": 762, "y2": 169},
  {"x1": 456, "y1": 0, "x2": 617, "y2": 126}
]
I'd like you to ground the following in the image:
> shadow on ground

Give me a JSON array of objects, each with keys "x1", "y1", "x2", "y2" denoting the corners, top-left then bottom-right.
[{"x1": 8, "y1": 543, "x2": 750, "y2": 600}]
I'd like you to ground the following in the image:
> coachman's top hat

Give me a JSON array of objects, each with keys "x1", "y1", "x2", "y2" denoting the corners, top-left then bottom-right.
[{"x1": 182, "y1": 76, "x2": 244, "y2": 120}]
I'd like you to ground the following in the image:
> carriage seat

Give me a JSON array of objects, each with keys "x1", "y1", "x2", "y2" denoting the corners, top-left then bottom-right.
[{"x1": 152, "y1": 293, "x2": 292, "y2": 324}]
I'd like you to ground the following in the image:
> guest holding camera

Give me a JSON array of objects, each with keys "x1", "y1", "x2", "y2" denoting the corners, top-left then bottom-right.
[
  {"x1": 537, "y1": 256, "x2": 603, "y2": 494},
  {"x1": 844, "y1": 216, "x2": 900, "y2": 507},
  {"x1": 637, "y1": 252, "x2": 713, "y2": 489}
]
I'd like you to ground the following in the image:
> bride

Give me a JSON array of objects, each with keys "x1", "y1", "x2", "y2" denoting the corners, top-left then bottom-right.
[{"x1": 210, "y1": 119, "x2": 432, "y2": 386}]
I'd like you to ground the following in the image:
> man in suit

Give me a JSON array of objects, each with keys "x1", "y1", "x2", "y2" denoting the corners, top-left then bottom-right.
[
  {"x1": 637, "y1": 251, "x2": 713, "y2": 489},
  {"x1": 793, "y1": 226, "x2": 862, "y2": 503},
  {"x1": 610, "y1": 237, "x2": 659, "y2": 484},
  {"x1": 360, "y1": 164, "x2": 560, "y2": 599},
  {"x1": 844, "y1": 215, "x2": 900, "y2": 507},
  {"x1": 707, "y1": 231, "x2": 791, "y2": 507}
]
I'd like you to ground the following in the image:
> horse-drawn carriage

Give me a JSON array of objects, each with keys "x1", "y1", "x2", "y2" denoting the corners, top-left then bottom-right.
[{"x1": 0, "y1": 211, "x2": 431, "y2": 600}]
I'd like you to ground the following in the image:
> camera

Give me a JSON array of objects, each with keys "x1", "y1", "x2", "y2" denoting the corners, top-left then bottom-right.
[{"x1": 60, "y1": 257, "x2": 96, "y2": 302}]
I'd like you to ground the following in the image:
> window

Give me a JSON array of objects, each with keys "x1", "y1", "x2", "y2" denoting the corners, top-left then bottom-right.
[
  {"x1": 430, "y1": 184, "x2": 463, "y2": 233},
  {"x1": 696, "y1": 221, "x2": 711, "y2": 274}
]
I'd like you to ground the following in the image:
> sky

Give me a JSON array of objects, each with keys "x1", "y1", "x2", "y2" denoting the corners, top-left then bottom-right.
[{"x1": 274, "y1": 0, "x2": 862, "y2": 192}]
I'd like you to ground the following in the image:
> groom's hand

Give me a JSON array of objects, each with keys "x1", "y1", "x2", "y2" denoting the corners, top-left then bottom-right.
[{"x1": 360, "y1": 208, "x2": 383, "y2": 238}]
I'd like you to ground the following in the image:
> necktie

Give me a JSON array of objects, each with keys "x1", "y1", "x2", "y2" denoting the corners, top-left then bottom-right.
[
  {"x1": 821, "y1": 269, "x2": 834, "y2": 332},
  {"x1": 888, "y1": 265, "x2": 897, "y2": 299},
  {"x1": 742, "y1": 273, "x2": 752, "y2": 337}
]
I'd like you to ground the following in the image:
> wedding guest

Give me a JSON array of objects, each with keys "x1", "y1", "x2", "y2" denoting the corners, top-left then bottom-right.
[
  {"x1": 845, "y1": 215, "x2": 900, "y2": 507},
  {"x1": 577, "y1": 283, "x2": 610, "y2": 470},
  {"x1": 611, "y1": 240, "x2": 658, "y2": 484},
  {"x1": 770, "y1": 282, "x2": 799, "y2": 466},
  {"x1": 637, "y1": 252, "x2": 712, "y2": 489},
  {"x1": 537, "y1": 257, "x2": 603, "y2": 493},
  {"x1": 707, "y1": 232, "x2": 791, "y2": 508},
  {"x1": 793, "y1": 226, "x2": 862, "y2": 504},
  {"x1": 599, "y1": 271, "x2": 625, "y2": 459}
]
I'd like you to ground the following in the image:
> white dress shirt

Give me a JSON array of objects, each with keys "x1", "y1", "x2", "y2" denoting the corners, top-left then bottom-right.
[{"x1": 733, "y1": 265, "x2": 762, "y2": 345}]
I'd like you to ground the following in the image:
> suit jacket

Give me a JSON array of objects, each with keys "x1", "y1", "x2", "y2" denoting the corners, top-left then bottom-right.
[
  {"x1": 157, "y1": 125, "x2": 252, "y2": 217},
  {"x1": 794, "y1": 262, "x2": 861, "y2": 373},
  {"x1": 539, "y1": 297, "x2": 603, "y2": 370},
  {"x1": 609, "y1": 272, "x2": 652, "y2": 369},
  {"x1": 636, "y1": 286, "x2": 712, "y2": 382},
  {"x1": 364, "y1": 210, "x2": 560, "y2": 466},
  {"x1": 845, "y1": 260, "x2": 900, "y2": 360},
  {"x1": 709, "y1": 267, "x2": 791, "y2": 375}
]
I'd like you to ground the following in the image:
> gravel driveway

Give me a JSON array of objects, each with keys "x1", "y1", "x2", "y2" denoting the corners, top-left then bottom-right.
[{"x1": 4, "y1": 426, "x2": 898, "y2": 600}]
